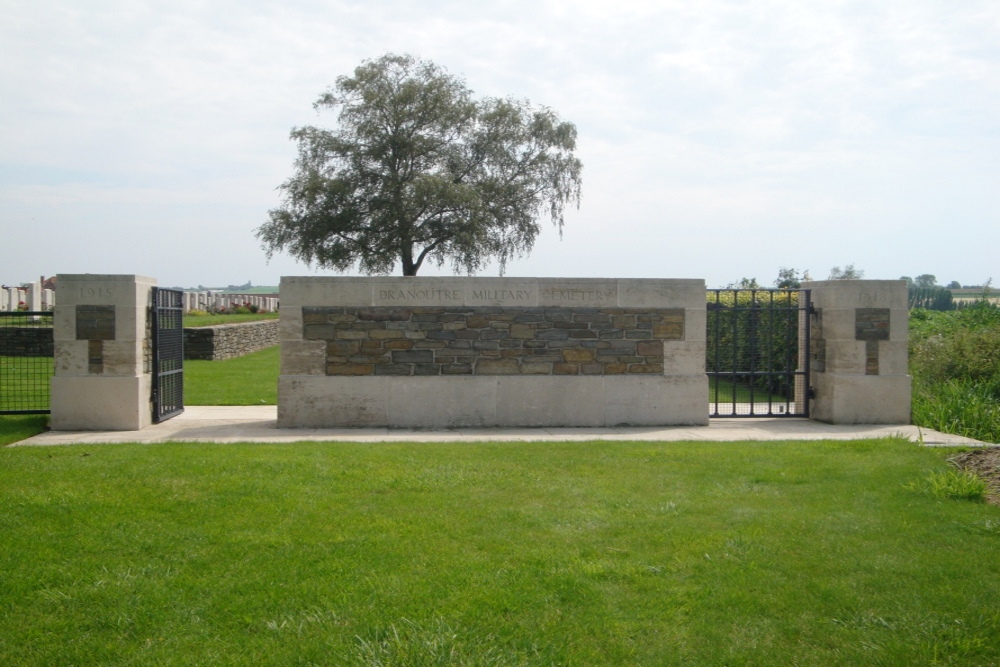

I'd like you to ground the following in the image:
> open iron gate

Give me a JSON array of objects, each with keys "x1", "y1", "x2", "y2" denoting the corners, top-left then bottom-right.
[
  {"x1": 151, "y1": 287, "x2": 184, "y2": 422},
  {"x1": 707, "y1": 289, "x2": 811, "y2": 417}
]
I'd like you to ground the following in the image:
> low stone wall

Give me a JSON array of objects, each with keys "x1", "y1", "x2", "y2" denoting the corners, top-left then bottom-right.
[
  {"x1": 0, "y1": 326, "x2": 54, "y2": 357},
  {"x1": 184, "y1": 319, "x2": 278, "y2": 361},
  {"x1": 279, "y1": 277, "x2": 708, "y2": 428}
]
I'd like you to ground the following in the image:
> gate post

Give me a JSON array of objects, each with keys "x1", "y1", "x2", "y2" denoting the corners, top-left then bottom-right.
[
  {"x1": 51, "y1": 274, "x2": 157, "y2": 430},
  {"x1": 804, "y1": 280, "x2": 911, "y2": 424}
]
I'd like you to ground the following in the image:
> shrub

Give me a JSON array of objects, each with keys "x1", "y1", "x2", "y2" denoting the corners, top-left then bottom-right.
[
  {"x1": 908, "y1": 468, "x2": 988, "y2": 502},
  {"x1": 910, "y1": 301, "x2": 1000, "y2": 441}
]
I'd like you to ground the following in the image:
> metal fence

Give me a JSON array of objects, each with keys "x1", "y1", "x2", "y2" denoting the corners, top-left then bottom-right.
[
  {"x1": 0, "y1": 311, "x2": 54, "y2": 414},
  {"x1": 707, "y1": 289, "x2": 810, "y2": 417}
]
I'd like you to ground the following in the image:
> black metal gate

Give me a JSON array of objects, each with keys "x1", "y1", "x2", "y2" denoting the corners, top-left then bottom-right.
[
  {"x1": 0, "y1": 311, "x2": 54, "y2": 414},
  {"x1": 151, "y1": 288, "x2": 184, "y2": 422},
  {"x1": 707, "y1": 289, "x2": 811, "y2": 417}
]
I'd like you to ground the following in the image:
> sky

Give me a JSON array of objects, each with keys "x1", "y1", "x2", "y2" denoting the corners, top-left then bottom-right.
[{"x1": 2, "y1": 0, "x2": 998, "y2": 289}]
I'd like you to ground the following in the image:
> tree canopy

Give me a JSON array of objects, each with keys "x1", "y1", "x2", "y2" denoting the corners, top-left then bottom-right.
[
  {"x1": 257, "y1": 53, "x2": 583, "y2": 276},
  {"x1": 828, "y1": 264, "x2": 865, "y2": 280}
]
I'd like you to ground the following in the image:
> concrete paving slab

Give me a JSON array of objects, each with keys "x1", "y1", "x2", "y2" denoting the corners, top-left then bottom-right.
[{"x1": 10, "y1": 406, "x2": 991, "y2": 447}]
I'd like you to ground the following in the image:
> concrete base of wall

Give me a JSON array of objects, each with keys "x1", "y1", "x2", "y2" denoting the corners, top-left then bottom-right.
[
  {"x1": 277, "y1": 375, "x2": 709, "y2": 429},
  {"x1": 810, "y1": 373, "x2": 912, "y2": 424},
  {"x1": 51, "y1": 375, "x2": 152, "y2": 431}
]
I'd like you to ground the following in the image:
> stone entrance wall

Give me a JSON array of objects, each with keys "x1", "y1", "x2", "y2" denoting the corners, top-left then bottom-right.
[{"x1": 278, "y1": 277, "x2": 708, "y2": 428}]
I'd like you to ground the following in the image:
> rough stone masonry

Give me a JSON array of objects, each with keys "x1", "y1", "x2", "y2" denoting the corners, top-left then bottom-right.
[{"x1": 300, "y1": 305, "x2": 685, "y2": 377}]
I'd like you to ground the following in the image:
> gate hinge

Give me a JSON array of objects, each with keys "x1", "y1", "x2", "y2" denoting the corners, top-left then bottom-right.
[{"x1": 807, "y1": 386, "x2": 816, "y2": 399}]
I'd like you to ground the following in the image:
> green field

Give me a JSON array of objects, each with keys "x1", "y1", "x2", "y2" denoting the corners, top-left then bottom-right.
[
  {"x1": 183, "y1": 312, "x2": 279, "y2": 328},
  {"x1": 1, "y1": 438, "x2": 998, "y2": 665}
]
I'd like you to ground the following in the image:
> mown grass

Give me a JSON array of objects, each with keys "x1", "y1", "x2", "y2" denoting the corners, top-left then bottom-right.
[
  {"x1": 183, "y1": 312, "x2": 278, "y2": 328},
  {"x1": 183, "y1": 345, "x2": 279, "y2": 405},
  {"x1": 0, "y1": 415, "x2": 48, "y2": 446},
  {"x1": 1, "y1": 438, "x2": 998, "y2": 665}
]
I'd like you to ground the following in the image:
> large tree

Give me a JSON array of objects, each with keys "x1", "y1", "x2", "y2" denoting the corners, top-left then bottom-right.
[{"x1": 257, "y1": 53, "x2": 583, "y2": 276}]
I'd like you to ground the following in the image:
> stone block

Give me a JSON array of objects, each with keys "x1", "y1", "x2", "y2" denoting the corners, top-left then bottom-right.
[
  {"x1": 392, "y1": 350, "x2": 433, "y2": 364},
  {"x1": 618, "y1": 279, "x2": 705, "y2": 309},
  {"x1": 663, "y1": 341, "x2": 706, "y2": 375},
  {"x1": 280, "y1": 277, "x2": 372, "y2": 307},
  {"x1": 604, "y1": 375, "x2": 708, "y2": 426},
  {"x1": 386, "y1": 377, "x2": 498, "y2": 427},
  {"x1": 278, "y1": 307, "x2": 303, "y2": 340},
  {"x1": 562, "y1": 349, "x2": 596, "y2": 363},
  {"x1": 496, "y1": 376, "x2": 605, "y2": 426},
  {"x1": 51, "y1": 375, "x2": 152, "y2": 430},
  {"x1": 475, "y1": 358, "x2": 519, "y2": 374},
  {"x1": 807, "y1": 279, "x2": 908, "y2": 310},
  {"x1": 637, "y1": 340, "x2": 663, "y2": 357},
  {"x1": 811, "y1": 373, "x2": 911, "y2": 424},
  {"x1": 327, "y1": 340, "x2": 360, "y2": 356},
  {"x1": 278, "y1": 376, "x2": 387, "y2": 427}
]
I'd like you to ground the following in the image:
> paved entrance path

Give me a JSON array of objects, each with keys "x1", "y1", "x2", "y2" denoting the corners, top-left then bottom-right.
[{"x1": 14, "y1": 406, "x2": 989, "y2": 446}]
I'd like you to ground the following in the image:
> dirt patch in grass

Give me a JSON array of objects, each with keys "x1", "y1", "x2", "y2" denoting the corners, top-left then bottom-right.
[{"x1": 951, "y1": 448, "x2": 1000, "y2": 505}]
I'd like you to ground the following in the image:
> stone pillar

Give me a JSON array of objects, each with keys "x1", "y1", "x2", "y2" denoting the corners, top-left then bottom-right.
[
  {"x1": 805, "y1": 280, "x2": 910, "y2": 424},
  {"x1": 51, "y1": 274, "x2": 157, "y2": 431}
]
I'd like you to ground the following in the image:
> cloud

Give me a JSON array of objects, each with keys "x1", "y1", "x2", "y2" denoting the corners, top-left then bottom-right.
[{"x1": 2, "y1": 0, "x2": 998, "y2": 287}]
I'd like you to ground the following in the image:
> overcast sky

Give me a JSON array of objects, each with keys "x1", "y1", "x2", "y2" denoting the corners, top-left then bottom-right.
[{"x1": 2, "y1": 0, "x2": 998, "y2": 289}]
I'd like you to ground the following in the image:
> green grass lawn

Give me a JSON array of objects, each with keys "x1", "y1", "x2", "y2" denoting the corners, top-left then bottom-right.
[
  {"x1": 183, "y1": 312, "x2": 279, "y2": 328},
  {"x1": 184, "y1": 345, "x2": 279, "y2": 405},
  {"x1": 1, "y1": 438, "x2": 998, "y2": 665}
]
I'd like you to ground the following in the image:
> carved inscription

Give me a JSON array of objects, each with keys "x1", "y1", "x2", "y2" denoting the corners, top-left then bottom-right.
[
  {"x1": 378, "y1": 288, "x2": 460, "y2": 301},
  {"x1": 471, "y1": 289, "x2": 533, "y2": 302},
  {"x1": 79, "y1": 287, "x2": 114, "y2": 299},
  {"x1": 541, "y1": 288, "x2": 615, "y2": 302}
]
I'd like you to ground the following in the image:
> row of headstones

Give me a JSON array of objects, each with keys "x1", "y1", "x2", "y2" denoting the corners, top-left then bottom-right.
[
  {"x1": 1, "y1": 284, "x2": 55, "y2": 312},
  {"x1": 184, "y1": 292, "x2": 279, "y2": 314}
]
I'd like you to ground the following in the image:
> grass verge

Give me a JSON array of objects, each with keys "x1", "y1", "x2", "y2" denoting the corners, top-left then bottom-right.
[
  {"x1": 183, "y1": 312, "x2": 278, "y2": 328},
  {"x1": 1, "y1": 438, "x2": 998, "y2": 665},
  {"x1": 0, "y1": 415, "x2": 48, "y2": 446}
]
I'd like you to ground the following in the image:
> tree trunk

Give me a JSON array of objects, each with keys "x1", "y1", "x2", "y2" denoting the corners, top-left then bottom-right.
[{"x1": 401, "y1": 244, "x2": 418, "y2": 276}]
